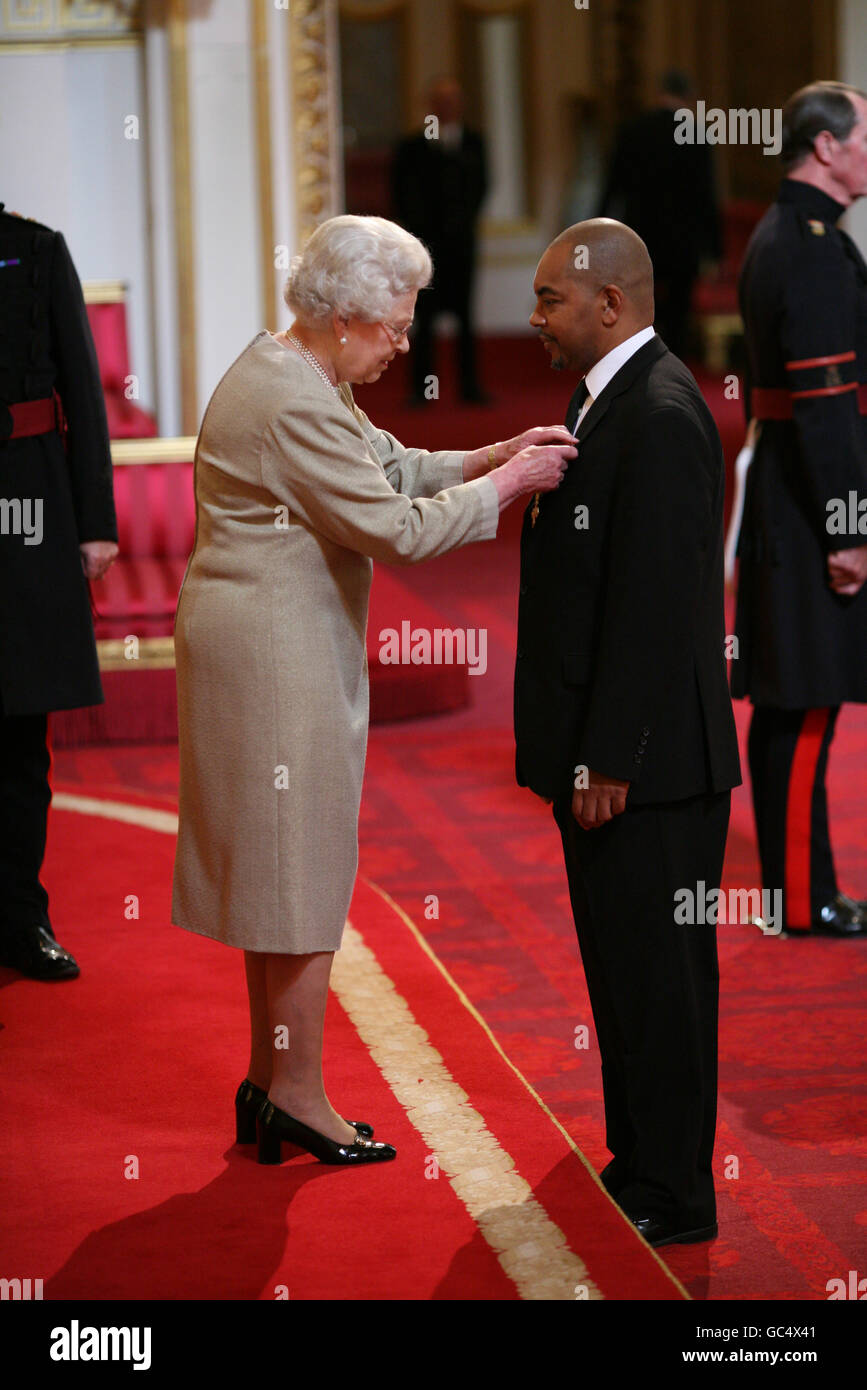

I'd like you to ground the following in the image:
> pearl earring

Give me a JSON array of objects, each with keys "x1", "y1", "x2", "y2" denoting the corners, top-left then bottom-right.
[{"x1": 340, "y1": 336, "x2": 347, "y2": 345}]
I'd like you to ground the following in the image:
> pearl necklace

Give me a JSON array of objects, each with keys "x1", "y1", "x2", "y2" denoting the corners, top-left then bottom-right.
[{"x1": 285, "y1": 332, "x2": 339, "y2": 396}]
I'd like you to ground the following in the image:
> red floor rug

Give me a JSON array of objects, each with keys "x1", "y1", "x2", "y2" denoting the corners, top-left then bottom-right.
[
  {"x1": 9, "y1": 341, "x2": 865, "y2": 1302},
  {"x1": 1, "y1": 803, "x2": 681, "y2": 1302}
]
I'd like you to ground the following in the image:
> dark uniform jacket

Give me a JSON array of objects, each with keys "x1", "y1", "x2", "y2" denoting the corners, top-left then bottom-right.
[
  {"x1": 733, "y1": 179, "x2": 867, "y2": 708},
  {"x1": 0, "y1": 204, "x2": 116, "y2": 715},
  {"x1": 514, "y1": 335, "x2": 741, "y2": 805}
]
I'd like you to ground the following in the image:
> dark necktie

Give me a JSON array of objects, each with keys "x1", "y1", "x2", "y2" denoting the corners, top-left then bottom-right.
[{"x1": 568, "y1": 378, "x2": 591, "y2": 435}]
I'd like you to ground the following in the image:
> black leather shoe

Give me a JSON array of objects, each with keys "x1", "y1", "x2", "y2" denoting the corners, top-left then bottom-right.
[
  {"x1": 626, "y1": 1213, "x2": 718, "y2": 1247},
  {"x1": 234, "y1": 1080, "x2": 373, "y2": 1144},
  {"x1": 813, "y1": 894, "x2": 866, "y2": 936},
  {"x1": 256, "y1": 1099, "x2": 396, "y2": 1166},
  {"x1": 0, "y1": 924, "x2": 79, "y2": 980}
]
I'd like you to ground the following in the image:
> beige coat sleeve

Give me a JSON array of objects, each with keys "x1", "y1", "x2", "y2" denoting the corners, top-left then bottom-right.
[
  {"x1": 260, "y1": 389, "x2": 499, "y2": 566},
  {"x1": 341, "y1": 387, "x2": 466, "y2": 499}
]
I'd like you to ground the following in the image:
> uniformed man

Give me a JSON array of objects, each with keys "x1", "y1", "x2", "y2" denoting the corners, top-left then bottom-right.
[
  {"x1": 0, "y1": 205, "x2": 118, "y2": 978},
  {"x1": 733, "y1": 82, "x2": 867, "y2": 936}
]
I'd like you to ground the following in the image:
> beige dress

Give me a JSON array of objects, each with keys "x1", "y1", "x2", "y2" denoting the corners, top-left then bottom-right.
[{"x1": 171, "y1": 330, "x2": 499, "y2": 952}]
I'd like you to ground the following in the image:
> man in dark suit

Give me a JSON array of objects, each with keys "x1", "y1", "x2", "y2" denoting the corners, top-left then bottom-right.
[
  {"x1": 598, "y1": 70, "x2": 721, "y2": 358},
  {"x1": 0, "y1": 204, "x2": 118, "y2": 980},
  {"x1": 514, "y1": 219, "x2": 741, "y2": 1247},
  {"x1": 392, "y1": 76, "x2": 488, "y2": 405}
]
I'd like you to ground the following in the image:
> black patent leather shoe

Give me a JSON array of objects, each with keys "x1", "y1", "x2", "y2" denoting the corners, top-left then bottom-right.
[
  {"x1": 626, "y1": 1213, "x2": 718, "y2": 1248},
  {"x1": 234, "y1": 1080, "x2": 373, "y2": 1144},
  {"x1": 256, "y1": 1099, "x2": 396, "y2": 1166},
  {"x1": 813, "y1": 894, "x2": 866, "y2": 937},
  {"x1": 0, "y1": 924, "x2": 79, "y2": 980}
]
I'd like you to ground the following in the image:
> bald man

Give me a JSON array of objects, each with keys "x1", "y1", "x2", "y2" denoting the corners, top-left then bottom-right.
[{"x1": 514, "y1": 219, "x2": 741, "y2": 1247}]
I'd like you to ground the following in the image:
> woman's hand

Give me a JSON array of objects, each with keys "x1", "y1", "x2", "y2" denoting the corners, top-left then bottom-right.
[
  {"x1": 488, "y1": 441, "x2": 576, "y2": 510},
  {"x1": 463, "y1": 425, "x2": 576, "y2": 480},
  {"x1": 499, "y1": 425, "x2": 578, "y2": 462}
]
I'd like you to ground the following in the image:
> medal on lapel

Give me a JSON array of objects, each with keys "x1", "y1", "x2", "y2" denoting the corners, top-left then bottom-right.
[{"x1": 531, "y1": 435, "x2": 578, "y2": 526}]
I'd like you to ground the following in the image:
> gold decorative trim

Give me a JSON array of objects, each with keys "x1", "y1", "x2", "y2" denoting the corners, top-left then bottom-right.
[
  {"x1": 110, "y1": 435, "x2": 196, "y2": 465},
  {"x1": 97, "y1": 636, "x2": 176, "y2": 671},
  {"x1": 338, "y1": 0, "x2": 406, "y2": 16},
  {"x1": 168, "y1": 0, "x2": 197, "y2": 434},
  {"x1": 82, "y1": 279, "x2": 128, "y2": 304},
  {"x1": 454, "y1": 0, "x2": 528, "y2": 11},
  {"x1": 290, "y1": 0, "x2": 340, "y2": 246},
  {"x1": 479, "y1": 216, "x2": 538, "y2": 239},
  {"x1": 0, "y1": 36, "x2": 138, "y2": 49}
]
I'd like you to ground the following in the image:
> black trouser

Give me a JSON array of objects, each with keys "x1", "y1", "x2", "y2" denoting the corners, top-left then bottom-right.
[
  {"x1": 553, "y1": 789, "x2": 730, "y2": 1228},
  {"x1": 747, "y1": 705, "x2": 839, "y2": 931},
  {"x1": 410, "y1": 253, "x2": 481, "y2": 401},
  {"x1": 0, "y1": 699, "x2": 52, "y2": 938}
]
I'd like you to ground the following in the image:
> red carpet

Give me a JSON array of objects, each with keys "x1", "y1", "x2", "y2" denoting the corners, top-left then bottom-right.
[
  {"x1": 3, "y1": 340, "x2": 865, "y2": 1302},
  {"x1": 2, "y1": 805, "x2": 681, "y2": 1301}
]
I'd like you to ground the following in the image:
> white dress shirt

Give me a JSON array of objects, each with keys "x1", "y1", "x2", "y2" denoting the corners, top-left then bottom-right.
[{"x1": 573, "y1": 324, "x2": 656, "y2": 433}]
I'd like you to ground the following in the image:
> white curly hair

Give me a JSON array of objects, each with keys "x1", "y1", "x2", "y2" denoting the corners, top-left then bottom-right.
[{"x1": 283, "y1": 214, "x2": 432, "y2": 326}]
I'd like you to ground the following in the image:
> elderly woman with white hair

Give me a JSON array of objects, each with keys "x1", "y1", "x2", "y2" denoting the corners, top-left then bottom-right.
[{"x1": 171, "y1": 214, "x2": 575, "y2": 1167}]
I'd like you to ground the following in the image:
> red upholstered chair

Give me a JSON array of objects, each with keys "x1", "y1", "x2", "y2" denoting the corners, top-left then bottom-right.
[
  {"x1": 83, "y1": 283, "x2": 158, "y2": 438},
  {"x1": 50, "y1": 438, "x2": 470, "y2": 746},
  {"x1": 93, "y1": 453, "x2": 196, "y2": 642}
]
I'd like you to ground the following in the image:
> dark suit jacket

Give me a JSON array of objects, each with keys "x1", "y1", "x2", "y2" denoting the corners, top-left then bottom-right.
[
  {"x1": 598, "y1": 108, "x2": 722, "y2": 274},
  {"x1": 514, "y1": 334, "x2": 741, "y2": 805},
  {"x1": 392, "y1": 127, "x2": 487, "y2": 261}
]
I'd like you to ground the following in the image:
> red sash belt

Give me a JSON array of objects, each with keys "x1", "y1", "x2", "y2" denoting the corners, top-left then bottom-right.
[
  {"x1": 1, "y1": 395, "x2": 60, "y2": 440},
  {"x1": 752, "y1": 384, "x2": 867, "y2": 419}
]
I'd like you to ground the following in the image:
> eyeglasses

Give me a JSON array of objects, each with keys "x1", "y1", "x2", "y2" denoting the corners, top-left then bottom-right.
[{"x1": 381, "y1": 318, "x2": 413, "y2": 344}]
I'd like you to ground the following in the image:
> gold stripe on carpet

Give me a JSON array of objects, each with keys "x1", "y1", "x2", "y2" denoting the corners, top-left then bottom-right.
[
  {"x1": 51, "y1": 791, "x2": 685, "y2": 1299},
  {"x1": 333, "y1": 920, "x2": 602, "y2": 1300}
]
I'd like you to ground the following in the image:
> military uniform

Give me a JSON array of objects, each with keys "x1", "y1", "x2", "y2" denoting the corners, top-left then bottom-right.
[
  {"x1": 733, "y1": 178, "x2": 867, "y2": 932},
  {"x1": 0, "y1": 204, "x2": 117, "y2": 975}
]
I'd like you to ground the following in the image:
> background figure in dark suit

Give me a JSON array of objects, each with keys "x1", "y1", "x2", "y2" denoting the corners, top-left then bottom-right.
[
  {"x1": 515, "y1": 219, "x2": 741, "y2": 1247},
  {"x1": 392, "y1": 76, "x2": 489, "y2": 405},
  {"x1": 0, "y1": 204, "x2": 118, "y2": 980},
  {"x1": 733, "y1": 82, "x2": 867, "y2": 937},
  {"x1": 598, "y1": 70, "x2": 721, "y2": 358}
]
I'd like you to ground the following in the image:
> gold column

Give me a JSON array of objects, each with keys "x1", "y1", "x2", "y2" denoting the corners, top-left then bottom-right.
[
  {"x1": 168, "y1": 0, "x2": 197, "y2": 434},
  {"x1": 290, "y1": 0, "x2": 340, "y2": 247}
]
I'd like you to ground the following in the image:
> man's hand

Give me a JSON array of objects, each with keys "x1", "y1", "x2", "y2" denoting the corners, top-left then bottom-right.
[
  {"x1": 572, "y1": 768, "x2": 630, "y2": 830},
  {"x1": 80, "y1": 540, "x2": 118, "y2": 581},
  {"x1": 827, "y1": 545, "x2": 867, "y2": 596}
]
